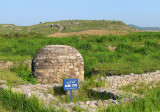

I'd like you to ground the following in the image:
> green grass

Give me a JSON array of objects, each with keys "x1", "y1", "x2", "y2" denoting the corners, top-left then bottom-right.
[
  {"x1": 0, "y1": 100, "x2": 11, "y2": 112},
  {"x1": 0, "y1": 63, "x2": 38, "y2": 86},
  {"x1": 10, "y1": 64, "x2": 38, "y2": 84},
  {"x1": 0, "y1": 84, "x2": 159, "y2": 112},
  {"x1": 0, "y1": 89, "x2": 56, "y2": 112},
  {"x1": 0, "y1": 29, "x2": 160, "y2": 111},
  {"x1": 0, "y1": 32, "x2": 160, "y2": 77},
  {"x1": 0, "y1": 20, "x2": 133, "y2": 34},
  {"x1": 102, "y1": 86, "x2": 160, "y2": 112},
  {"x1": 0, "y1": 70, "x2": 28, "y2": 86},
  {"x1": 119, "y1": 81, "x2": 160, "y2": 95},
  {"x1": 72, "y1": 105, "x2": 83, "y2": 112},
  {"x1": 46, "y1": 74, "x2": 106, "y2": 103}
]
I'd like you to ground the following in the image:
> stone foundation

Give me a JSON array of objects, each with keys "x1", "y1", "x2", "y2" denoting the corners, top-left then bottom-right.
[
  {"x1": 0, "y1": 70, "x2": 160, "y2": 112},
  {"x1": 96, "y1": 70, "x2": 160, "y2": 89}
]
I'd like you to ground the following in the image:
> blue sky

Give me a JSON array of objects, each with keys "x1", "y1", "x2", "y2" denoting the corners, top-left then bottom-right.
[{"x1": 0, "y1": 0, "x2": 160, "y2": 27}]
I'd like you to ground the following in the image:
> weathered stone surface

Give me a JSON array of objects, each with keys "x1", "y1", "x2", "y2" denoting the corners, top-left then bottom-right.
[
  {"x1": 0, "y1": 60, "x2": 32, "y2": 70},
  {"x1": 0, "y1": 79, "x2": 6, "y2": 83},
  {"x1": 89, "y1": 102, "x2": 97, "y2": 108},
  {"x1": 1, "y1": 70, "x2": 160, "y2": 112},
  {"x1": 0, "y1": 83, "x2": 61, "y2": 104},
  {"x1": 32, "y1": 45, "x2": 84, "y2": 84},
  {"x1": 0, "y1": 61, "x2": 13, "y2": 69},
  {"x1": 78, "y1": 101, "x2": 85, "y2": 106},
  {"x1": 96, "y1": 70, "x2": 160, "y2": 89},
  {"x1": 96, "y1": 100, "x2": 103, "y2": 107}
]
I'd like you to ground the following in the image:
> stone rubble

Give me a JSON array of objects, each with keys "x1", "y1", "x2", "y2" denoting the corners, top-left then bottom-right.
[
  {"x1": 0, "y1": 70, "x2": 160, "y2": 111},
  {"x1": 0, "y1": 83, "x2": 62, "y2": 104},
  {"x1": 0, "y1": 61, "x2": 14, "y2": 69},
  {"x1": 0, "y1": 80, "x2": 123, "y2": 112},
  {"x1": 0, "y1": 79, "x2": 6, "y2": 83},
  {"x1": 96, "y1": 70, "x2": 160, "y2": 89},
  {"x1": 90, "y1": 87, "x2": 139, "y2": 101},
  {"x1": 0, "y1": 60, "x2": 31, "y2": 69}
]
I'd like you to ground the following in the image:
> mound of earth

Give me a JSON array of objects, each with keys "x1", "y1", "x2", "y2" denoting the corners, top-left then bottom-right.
[{"x1": 0, "y1": 20, "x2": 135, "y2": 34}]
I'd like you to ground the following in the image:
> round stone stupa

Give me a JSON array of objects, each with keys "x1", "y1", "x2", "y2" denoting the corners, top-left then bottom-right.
[{"x1": 32, "y1": 45, "x2": 84, "y2": 84}]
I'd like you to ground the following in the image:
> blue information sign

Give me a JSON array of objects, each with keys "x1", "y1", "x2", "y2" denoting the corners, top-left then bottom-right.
[
  {"x1": 63, "y1": 78, "x2": 78, "y2": 90},
  {"x1": 63, "y1": 78, "x2": 78, "y2": 101}
]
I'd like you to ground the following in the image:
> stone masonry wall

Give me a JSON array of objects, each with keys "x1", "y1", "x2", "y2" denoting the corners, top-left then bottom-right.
[
  {"x1": 97, "y1": 70, "x2": 160, "y2": 89},
  {"x1": 32, "y1": 45, "x2": 84, "y2": 84}
]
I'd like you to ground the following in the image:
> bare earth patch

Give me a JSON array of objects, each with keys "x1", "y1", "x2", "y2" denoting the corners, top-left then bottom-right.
[
  {"x1": 2, "y1": 25, "x2": 13, "y2": 27},
  {"x1": 48, "y1": 30, "x2": 128, "y2": 37}
]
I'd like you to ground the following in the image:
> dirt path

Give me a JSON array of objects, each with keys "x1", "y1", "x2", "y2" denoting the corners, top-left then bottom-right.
[{"x1": 48, "y1": 30, "x2": 128, "y2": 37}]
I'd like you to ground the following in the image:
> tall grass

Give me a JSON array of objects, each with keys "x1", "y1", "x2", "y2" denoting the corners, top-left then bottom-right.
[
  {"x1": 102, "y1": 87, "x2": 160, "y2": 112},
  {"x1": 54, "y1": 75, "x2": 106, "y2": 103},
  {"x1": 10, "y1": 64, "x2": 38, "y2": 84},
  {"x1": 0, "y1": 32, "x2": 160, "y2": 77},
  {"x1": 0, "y1": 89, "x2": 55, "y2": 112},
  {"x1": 0, "y1": 70, "x2": 27, "y2": 86}
]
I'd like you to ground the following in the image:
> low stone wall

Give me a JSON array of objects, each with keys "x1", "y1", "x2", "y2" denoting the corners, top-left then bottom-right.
[
  {"x1": 0, "y1": 61, "x2": 13, "y2": 69},
  {"x1": 0, "y1": 83, "x2": 62, "y2": 104},
  {"x1": 0, "y1": 81, "x2": 120, "y2": 112},
  {"x1": 0, "y1": 70, "x2": 160, "y2": 112},
  {"x1": 97, "y1": 70, "x2": 160, "y2": 89},
  {"x1": 0, "y1": 60, "x2": 31, "y2": 69}
]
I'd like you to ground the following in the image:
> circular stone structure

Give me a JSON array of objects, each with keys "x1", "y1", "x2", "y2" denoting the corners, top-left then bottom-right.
[{"x1": 32, "y1": 45, "x2": 84, "y2": 84}]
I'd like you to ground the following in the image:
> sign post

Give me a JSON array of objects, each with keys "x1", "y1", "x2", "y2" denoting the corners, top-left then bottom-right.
[
  {"x1": 70, "y1": 90, "x2": 72, "y2": 101},
  {"x1": 63, "y1": 78, "x2": 78, "y2": 102}
]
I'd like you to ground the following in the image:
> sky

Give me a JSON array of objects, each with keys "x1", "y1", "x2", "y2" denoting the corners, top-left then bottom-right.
[{"x1": 0, "y1": 0, "x2": 160, "y2": 27}]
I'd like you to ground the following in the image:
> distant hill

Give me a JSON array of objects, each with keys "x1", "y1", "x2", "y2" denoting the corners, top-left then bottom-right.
[
  {"x1": 128, "y1": 24, "x2": 160, "y2": 31},
  {"x1": 0, "y1": 20, "x2": 134, "y2": 34}
]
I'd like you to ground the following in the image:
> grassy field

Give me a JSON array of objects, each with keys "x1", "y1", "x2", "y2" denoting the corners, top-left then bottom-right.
[
  {"x1": 0, "y1": 31, "x2": 160, "y2": 111},
  {"x1": 0, "y1": 32, "x2": 160, "y2": 77}
]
